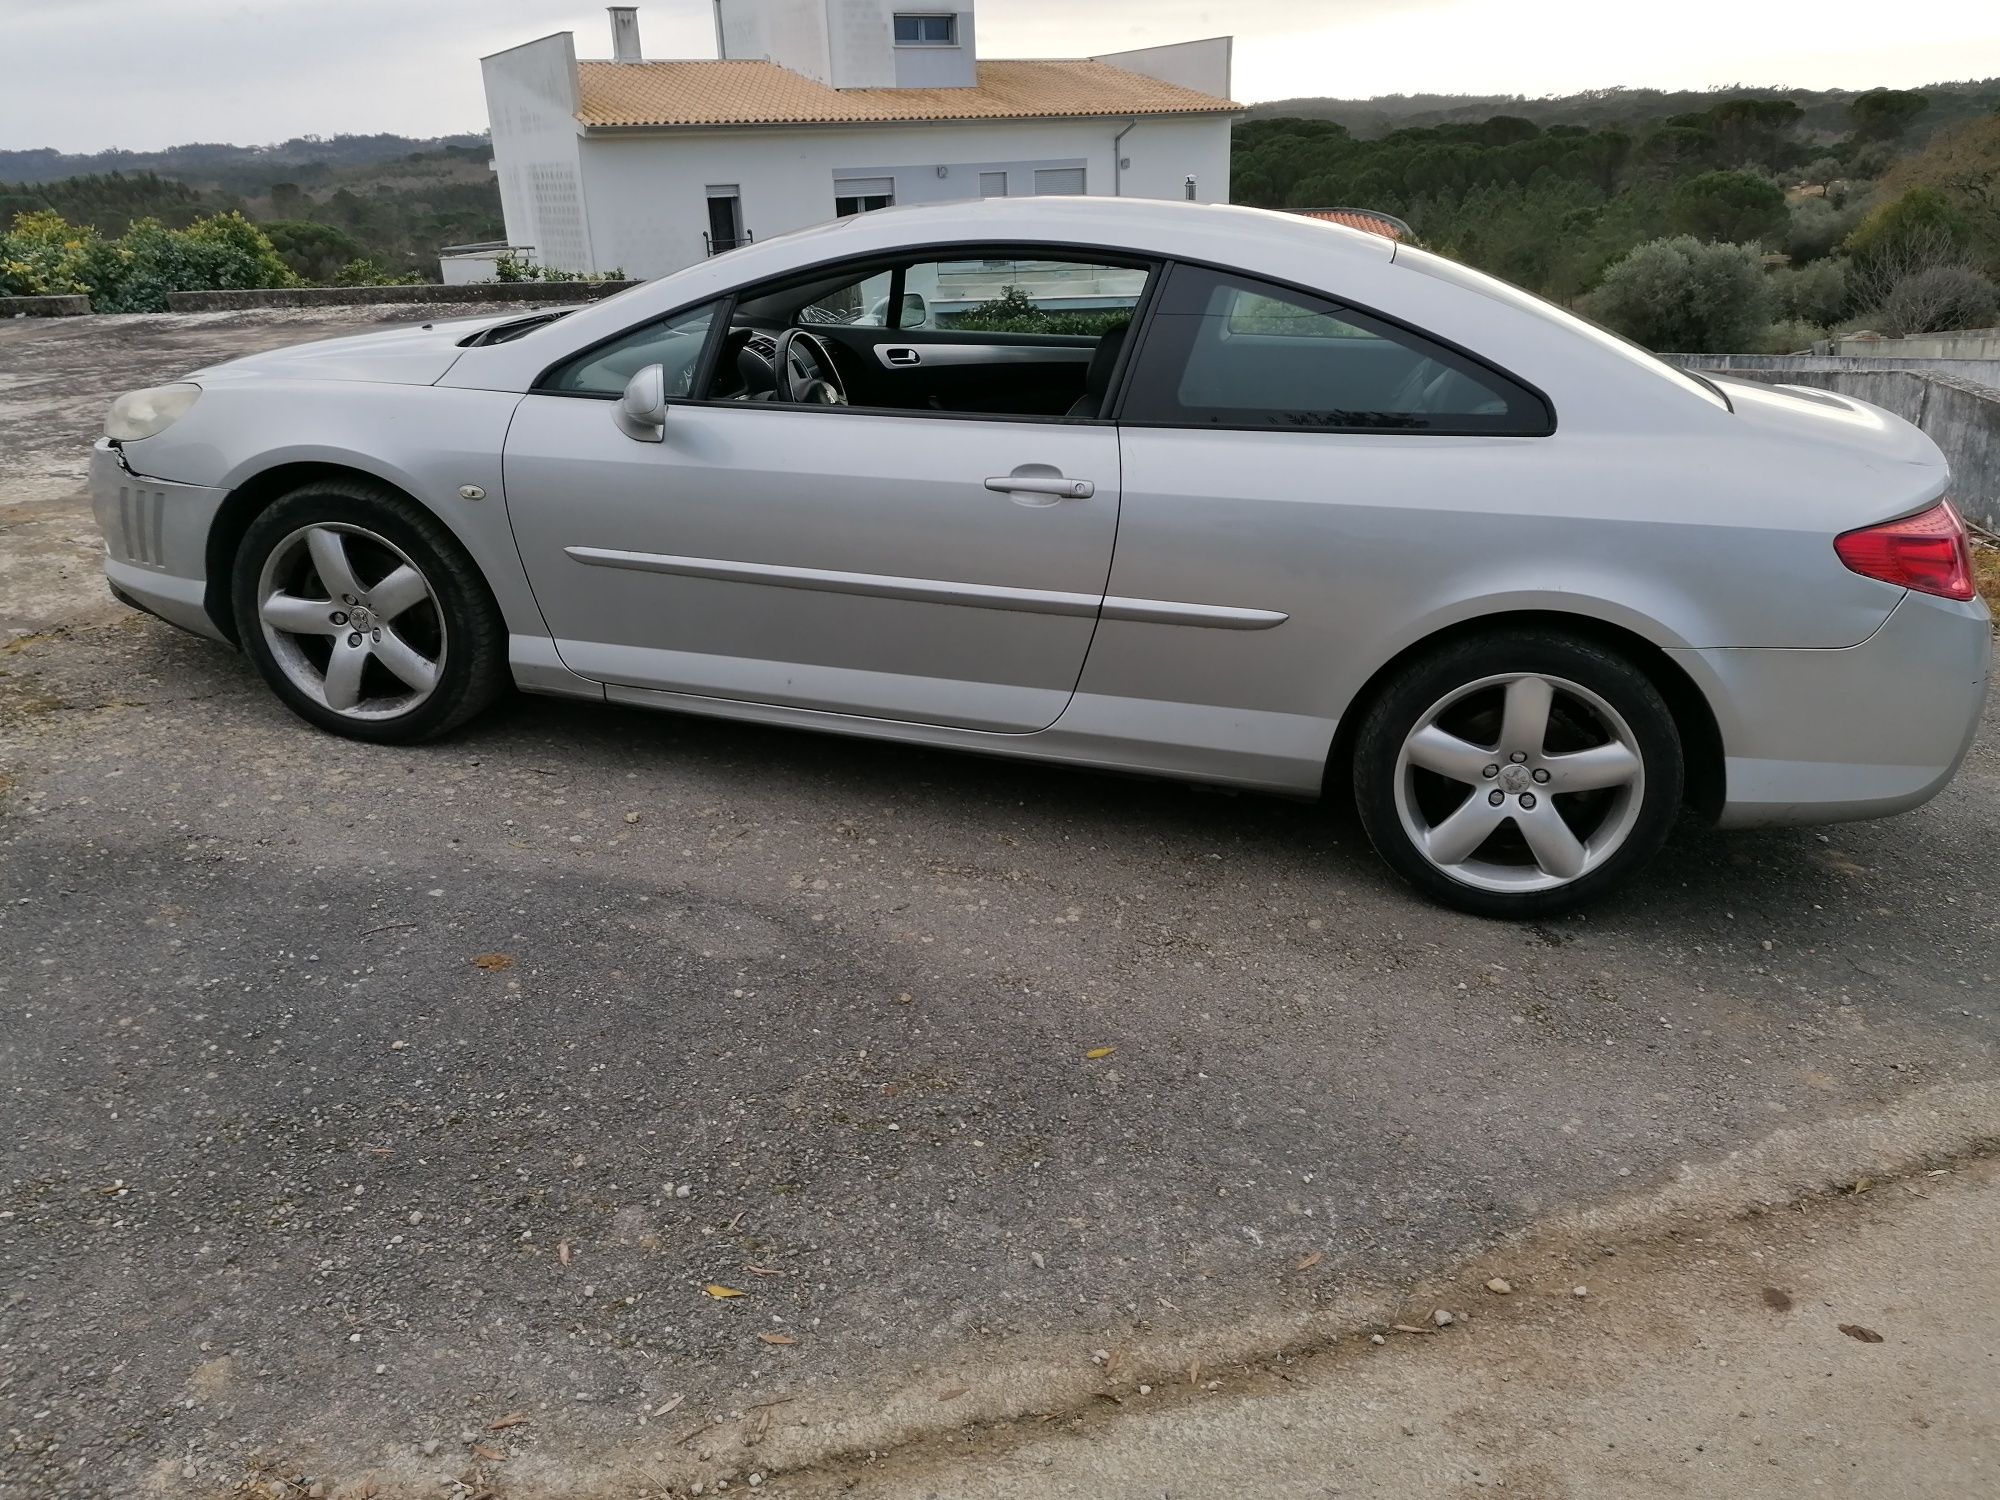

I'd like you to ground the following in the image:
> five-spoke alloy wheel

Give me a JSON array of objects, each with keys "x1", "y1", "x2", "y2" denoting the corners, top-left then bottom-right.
[
  {"x1": 233, "y1": 479, "x2": 507, "y2": 743},
  {"x1": 1354, "y1": 631, "x2": 1684, "y2": 917},
  {"x1": 256, "y1": 523, "x2": 445, "y2": 719}
]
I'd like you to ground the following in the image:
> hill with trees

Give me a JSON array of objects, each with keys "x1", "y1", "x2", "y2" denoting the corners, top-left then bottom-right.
[{"x1": 1234, "y1": 83, "x2": 2000, "y2": 350}]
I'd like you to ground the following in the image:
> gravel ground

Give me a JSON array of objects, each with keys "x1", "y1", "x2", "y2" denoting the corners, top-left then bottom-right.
[{"x1": 1, "y1": 311, "x2": 1996, "y2": 1499}]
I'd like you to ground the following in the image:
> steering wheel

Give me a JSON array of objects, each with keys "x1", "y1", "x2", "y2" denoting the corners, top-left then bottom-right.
[{"x1": 772, "y1": 328, "x2": 848, "y2": 405}]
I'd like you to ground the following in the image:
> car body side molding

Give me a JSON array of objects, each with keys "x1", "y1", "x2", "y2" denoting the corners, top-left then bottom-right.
[{"x1": 562, "y1": 546, "x2": 1288, "y2": 630}]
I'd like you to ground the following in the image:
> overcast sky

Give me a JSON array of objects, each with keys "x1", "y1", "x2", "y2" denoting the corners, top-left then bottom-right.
[{"x1": 7, "y1": 0, "x2": 2000, "y2": 154}]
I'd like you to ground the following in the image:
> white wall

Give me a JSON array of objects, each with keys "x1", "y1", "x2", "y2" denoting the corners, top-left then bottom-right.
[
  {"x1": 578, "y1": 114, "x2": 1233, "y2": 279},
  {"x1": 1090, "y1": 36, "x2": 1232, "y2": 99},
  {"x1": 717, "y1": 0, "x2": 979, "y2": 89},
  {"x1": 716, "y1": 0, "x2": 834, "y2": 83},
  {"x1": 481, "y1": 34, "x2": 594, "y2": 272},
  {"x1": 889, "y1": 6, "x2": 977, "y2": 88}
]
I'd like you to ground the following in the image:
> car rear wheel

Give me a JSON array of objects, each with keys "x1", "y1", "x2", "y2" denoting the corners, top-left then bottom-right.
[
  {"x1": 231, "y1": 479, "x2": 507, "y2": 743},
  {"x1": 1352, "y1": 630, "x2": 1684, "y2": 917}
]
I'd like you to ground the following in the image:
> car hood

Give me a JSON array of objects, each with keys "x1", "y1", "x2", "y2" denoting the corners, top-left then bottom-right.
[{"x1": 186, "y1": 311, "x2": 539, "y2": 387}]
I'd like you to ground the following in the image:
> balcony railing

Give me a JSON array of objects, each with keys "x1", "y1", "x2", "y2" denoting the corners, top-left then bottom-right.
[{"x1": 703, "y1": 230, "x2": 754, "y2": 256}]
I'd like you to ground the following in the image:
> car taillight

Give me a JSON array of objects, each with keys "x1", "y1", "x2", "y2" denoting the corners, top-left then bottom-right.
[{"x1": 1833, "y1": 500, "x2": 1976, "y2": 601}]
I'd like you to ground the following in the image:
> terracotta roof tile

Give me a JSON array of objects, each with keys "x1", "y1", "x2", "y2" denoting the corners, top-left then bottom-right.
[
  {"x1": 1293, "y1": 208, "x2": 1411, "y2": 241},
  {"x1": 575, "y1": 58, "x2": 1240, "y2": 128}
]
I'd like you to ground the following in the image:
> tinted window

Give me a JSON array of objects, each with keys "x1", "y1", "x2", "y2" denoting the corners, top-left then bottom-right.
[
  {"x1": 542, "y1": 301, "x2": 721, "y2": 397},
  {"x1": 1123, "y1": 266, "x2": 1551, "y2": 435}
]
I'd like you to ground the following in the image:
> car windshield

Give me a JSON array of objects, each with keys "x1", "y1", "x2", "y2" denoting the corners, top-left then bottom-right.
[{"x1": 1391, "y1": 242, "x2": 1729, "y2": 410}]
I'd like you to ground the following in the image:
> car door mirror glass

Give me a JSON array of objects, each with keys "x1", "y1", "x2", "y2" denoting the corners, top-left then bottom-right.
[
  {"x1": 898, "y1": 292, "x2": 929, "y2": 328},
  {"x1": 616, "y1": 363, "x2": 667, "y2": 442}
]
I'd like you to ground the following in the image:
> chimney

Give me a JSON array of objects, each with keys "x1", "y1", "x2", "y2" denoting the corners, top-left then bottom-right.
[{"x1": 608, "y1": 6, "x2": 642, "y2": 62}]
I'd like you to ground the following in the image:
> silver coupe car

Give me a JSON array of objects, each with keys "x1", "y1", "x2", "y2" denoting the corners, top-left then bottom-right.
[{"x1": 91, "y1": 198, "x2": 1990, "y2": 915}]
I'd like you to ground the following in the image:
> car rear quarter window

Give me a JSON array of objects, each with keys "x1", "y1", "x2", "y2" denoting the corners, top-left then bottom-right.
[{"x1": 1123, "y1": 265, "x2": 1552, "y2": 436}]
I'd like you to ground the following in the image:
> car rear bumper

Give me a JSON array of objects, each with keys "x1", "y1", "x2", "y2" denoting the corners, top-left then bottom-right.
[
  {"x1": 89, "y1": 439, "x2": 229, "y2": 642},
  {"x1": 1675, "y1": 591, "x2": 1992, "y2": 829}
]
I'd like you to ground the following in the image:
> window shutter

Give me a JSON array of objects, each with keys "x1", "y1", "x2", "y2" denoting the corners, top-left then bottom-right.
[{"x1": 1032, "y1": 167, "x2": 1086, "y2": 195}]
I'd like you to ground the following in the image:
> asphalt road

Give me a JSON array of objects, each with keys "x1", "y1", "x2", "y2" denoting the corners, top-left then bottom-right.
[{"x1": 2, "y1": 311, "x2": 1996, "y2": 1499}]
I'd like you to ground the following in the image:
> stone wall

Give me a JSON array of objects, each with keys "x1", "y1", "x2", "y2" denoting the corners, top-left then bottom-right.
[
  {"x1": 164, "y1": 280, "x2": 640, "y2": 312},
  {"x1": 1670, "y1": 357, "x2": 2000, "y2": 532}
]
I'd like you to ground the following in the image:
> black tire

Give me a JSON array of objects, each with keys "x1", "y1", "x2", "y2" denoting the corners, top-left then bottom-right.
[
  {"x1": 230, "y1": 478, "x2": 508, "y2": 744},
  {"x1": 1351, "y1": 629, "x2": 1684, "y2": 918}
]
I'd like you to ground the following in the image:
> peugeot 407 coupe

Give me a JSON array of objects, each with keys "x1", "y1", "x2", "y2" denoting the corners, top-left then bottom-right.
[{"x1": 90, "y1": 198, "x2": 1990, "y2": 916}]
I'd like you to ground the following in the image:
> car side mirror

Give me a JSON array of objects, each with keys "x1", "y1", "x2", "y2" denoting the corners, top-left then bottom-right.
[
  {"x1": 900, "y1": 292, "x2": 929, "y2": 329},
  {"x1": 615, "y1": 364, "x2": 667, "y2": 442}
]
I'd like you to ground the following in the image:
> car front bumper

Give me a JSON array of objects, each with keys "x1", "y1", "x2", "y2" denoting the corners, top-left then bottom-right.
[
  {"x1": 1675, "y1": 590, "x2": 1992, "y2": 829},
  {"x1": 88, "y1": 439, "x2": 230, "y2": 643}
]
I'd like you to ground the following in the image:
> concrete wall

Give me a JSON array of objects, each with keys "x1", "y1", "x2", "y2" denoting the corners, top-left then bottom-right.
[
  {"x1": 717, "y1": 0, "x2": 834, "y2": 82},
  {"x1": 1092, "y1": 36, "x2": 1233, "y2": 97},
  {"x1": 0, "y1": 294, "x2": 90, "y2": 317},
  {"x1": 1672, "y1": 357, "x2": 2000, "y2": 532},
  {"x1": 1832, "y1": 327, "x2": 2000, "y2": 361},
  {"x1": 891, "y1": 8, "x2": 978, "y2": 89},
  {"x1": 577, "y1": 114, "x2": 1231, "y2": 278},
  {"x1": 1676, "y1": 351, "x2": 2000, "y2": 390},
  {"x1": 165, "y1": 281, "x2": 639, "y2": 312},
  {"x1": 482, "y1": 33, "x2": 594, "y2": 273}
]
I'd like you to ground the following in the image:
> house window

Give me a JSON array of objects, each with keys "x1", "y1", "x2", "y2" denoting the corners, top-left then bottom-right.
[
  {"x1": 893, "y1": 13, "x2": 956, "y2": 45},
  {"x1": 1033, "y1": 167, "x2": 1086, "y2": 195},
  {"x1": 834, "y1": 177, "x2": 894, "y2": 217},
  {"x1": 978, "y1": 171, "x2": 1008, "y2": 198}
]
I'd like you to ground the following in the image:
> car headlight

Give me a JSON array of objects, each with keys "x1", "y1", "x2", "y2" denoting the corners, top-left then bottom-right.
[{"x1": 106, "y1": 383, "x2": 201, "y2": 442}]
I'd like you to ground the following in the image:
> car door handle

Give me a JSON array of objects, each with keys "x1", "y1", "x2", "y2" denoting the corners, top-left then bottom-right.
[
  {"x1": 879, "y1": 346, "x2": 921, "y2": 366},
  {"x1": 985, "y1": 475, "x2": 1094, "y2": 500}
]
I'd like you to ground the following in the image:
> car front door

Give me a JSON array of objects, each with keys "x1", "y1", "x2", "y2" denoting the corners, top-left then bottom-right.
[{"x1": 502, "y1": 301, "x2": 1123, "y2": 734}]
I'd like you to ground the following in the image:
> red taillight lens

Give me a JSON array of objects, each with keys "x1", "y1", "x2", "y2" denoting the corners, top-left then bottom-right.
[{"x1": 1834, "y1": 500, "x2": 1976, "y2": 601}]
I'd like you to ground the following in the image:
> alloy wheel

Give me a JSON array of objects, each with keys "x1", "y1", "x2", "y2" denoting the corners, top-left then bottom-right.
[
  {"x1": 1391, "y1": 671, "x2": 1645, "y2": 893},
  {"x1": 254, "y1": 523, "x2": 446, "y2": 720}
]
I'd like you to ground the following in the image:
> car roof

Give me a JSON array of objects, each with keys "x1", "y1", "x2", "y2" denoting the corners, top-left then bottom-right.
[{"x1": 768, "y1": 195, "x2": 1397, "y2": 267}]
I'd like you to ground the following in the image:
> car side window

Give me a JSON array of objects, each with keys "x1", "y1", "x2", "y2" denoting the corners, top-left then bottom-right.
[
  {"x1": 1123, "y1": 266, "x2": 1551, "y2": 435},
  {"x1": 541, "y1": 301, "x2": 722, "y2": 398}
]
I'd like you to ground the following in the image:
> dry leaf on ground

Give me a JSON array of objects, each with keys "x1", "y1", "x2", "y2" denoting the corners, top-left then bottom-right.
[
  {"x1": 1839, "y1": 1323, "x2": 1885, "y2": 1343},
  {"x1": 471, "y1": 953, "x2": 515, "y2": 972},
  {"x1": 470, "y1": 1443, "x2": 506, "y2": 1461},
  {"x1": 1085, "y1": 1046, "x2": 1116, "y2": 1060},
  {"x1": 938, "y1": 1386, "x2": 969, "y2": 1401},
  {"x1": 756, "y1": 1332, "x2": 797, "y2": 1345},
  {"x1": 705, "y1": 1283, "x2": 747, "y2": 1299},
  {"x1": 1295, "y1": 1250, "x2": 1324, "y2": 1271},
  {"x1": 486, "y1": 1411, "x2": 529, "y2": 1431}
]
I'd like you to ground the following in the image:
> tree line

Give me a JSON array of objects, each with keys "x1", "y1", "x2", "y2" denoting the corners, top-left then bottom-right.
[{"x1": 1233, "y1": 88, "x2": 2000, "y2": 350}]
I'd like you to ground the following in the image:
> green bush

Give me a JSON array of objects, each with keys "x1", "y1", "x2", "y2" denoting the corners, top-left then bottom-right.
[
  {"x1": 1770, "y1": 258, "x2": 1850, "y2": 329},
  {"x1": 333, "y1": 256, "x2": 427, "y2": 286},
  {"x1": 492, "y1": 252, "x2": 626, "y2": 283},
  {"x1": 1760, "y1": 317, "x2": 1825, "y2": 353},
  {"x1": 942, "y1": 285, "x2": 1132, "y2": 337},
  {"x1": 1584, "y1": 236, "x2": 1774, "y2": 352},
  {"x1": 1, "y1": 207, "x2": 298, "y2": 310},
  {"x1": 1785, "y1": 196, "x2": 1866, "y2": 262},
  {"x1": 0, "y1": 208, "x2": 100, "y2": 295}
]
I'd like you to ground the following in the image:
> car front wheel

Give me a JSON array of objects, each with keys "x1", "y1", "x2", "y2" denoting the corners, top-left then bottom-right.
[
  {"x1": 1352, "y1": 630, "x2": 1684, "y2": 917},
  {"x1": 231, "y1": 479, "x2": 507, "y2": 743}
]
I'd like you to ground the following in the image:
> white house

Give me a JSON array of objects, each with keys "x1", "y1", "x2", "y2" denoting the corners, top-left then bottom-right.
[{"x1": 480, "y1": 2, "x2": 1239, "y2": 280}]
